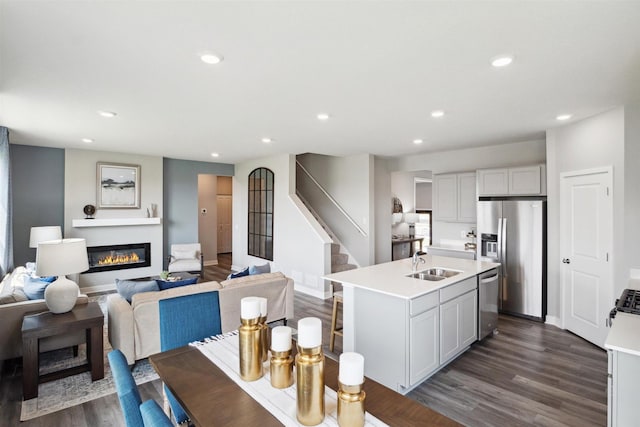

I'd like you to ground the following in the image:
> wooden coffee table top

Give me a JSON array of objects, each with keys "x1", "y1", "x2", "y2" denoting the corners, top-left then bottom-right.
[
  {"x1": 150, "y1": 345, "x2": 460, "y2": 427},
  {"x1": 22, "y1": 302, "x2": 104, "y2": 339}
]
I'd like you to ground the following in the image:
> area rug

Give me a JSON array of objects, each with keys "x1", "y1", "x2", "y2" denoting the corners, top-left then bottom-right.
[{"x1": 20, "y1": 295, "x2": 159, "y2": 421}]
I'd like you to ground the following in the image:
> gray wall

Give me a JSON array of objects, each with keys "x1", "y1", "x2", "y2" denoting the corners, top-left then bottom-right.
[
  {"x1": 10, "y1": 144, "x2": 65, "y2": 266},
  {"x1": 625, "y1": 104, "x2": 640, "y2": 278},
  {"x1": 163, "y1": 158, "x2": 233, "y2": 268}
]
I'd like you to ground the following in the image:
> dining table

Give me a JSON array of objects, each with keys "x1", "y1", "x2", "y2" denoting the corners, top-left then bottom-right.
[{"x1": 149, "y1": 345, "x2": 461, "y2": 426}]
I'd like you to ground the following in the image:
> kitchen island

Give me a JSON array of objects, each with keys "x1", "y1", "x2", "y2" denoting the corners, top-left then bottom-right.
[{"x1": 325, "y1": 254, "x2": 500, "y2": 394}]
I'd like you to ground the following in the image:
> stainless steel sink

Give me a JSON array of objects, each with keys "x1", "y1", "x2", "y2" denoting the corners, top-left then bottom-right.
[{"x1": 407, "y1": 268, "x2": 462, "y2": 281}]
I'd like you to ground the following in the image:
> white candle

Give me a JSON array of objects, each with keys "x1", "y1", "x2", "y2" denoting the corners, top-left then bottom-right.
[
  {"x1": 339, "y1": 352, "x2": 364, "y2": 386},
  {"x1": 297, "y1": 317, "x2": 322, "y2": 348},
  {"x1": 257, "y1": 297, "x2": 268, "y2": 317},
  {"x1": 240, "y1": 297, "x2": 260, "y2": 320},
  {"x1": 271, "y1": 326, "x2": 292, "y2": 351}
]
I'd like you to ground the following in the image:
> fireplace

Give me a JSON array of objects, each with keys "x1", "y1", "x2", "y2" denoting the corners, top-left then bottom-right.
[{"x1": 85, "y1": 243, "x2": 151, "y2": 273}]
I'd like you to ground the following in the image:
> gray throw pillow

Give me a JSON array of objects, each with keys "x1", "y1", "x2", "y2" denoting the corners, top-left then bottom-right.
[
  {"x1": 116, "y1": 279, "x2": 159, "y2": 303},
  {"x1": 249, "y1": 263, "x2": 271, "y2": 275}
]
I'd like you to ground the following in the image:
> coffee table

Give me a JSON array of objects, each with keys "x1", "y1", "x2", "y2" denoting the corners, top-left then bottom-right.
[{"x1": 21, "y1": 302, "x2": 104, "y2": 399}]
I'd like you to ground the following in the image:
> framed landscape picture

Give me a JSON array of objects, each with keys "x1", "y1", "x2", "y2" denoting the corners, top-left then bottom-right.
[{"x1": 97, "y1": 162, "x2": 141, "y2": 209}]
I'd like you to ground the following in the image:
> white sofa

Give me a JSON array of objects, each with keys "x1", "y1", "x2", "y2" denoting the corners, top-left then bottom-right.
[
  {"x1": 0, "y1": 267, "x2": 89, "y2": 363},
  {"x1": 107, "y1": 272, "x2": 294, "y2": 364}
]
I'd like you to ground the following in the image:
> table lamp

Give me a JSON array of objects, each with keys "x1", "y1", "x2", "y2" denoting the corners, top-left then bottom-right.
[
  {"x1": 36, "y1": 238, "x2": 89, "y2": 314},
  {"x1": 391, "y1": 213, "x2": 404, "y2": 225},
  {"x1": 29, "y1": 226, "x2": 62, "y2": 248},
  {"x1": 404, "y1": 213, "x2": 419, "y2": 238}
]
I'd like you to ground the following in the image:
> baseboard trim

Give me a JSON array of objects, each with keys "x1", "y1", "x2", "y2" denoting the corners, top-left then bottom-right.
[
  {"x1": 545, "y1": 315, "x2": 562, "y2": 328},
  {"x1": 294, "y1": 283, "x2": 332, "y2": 300}
]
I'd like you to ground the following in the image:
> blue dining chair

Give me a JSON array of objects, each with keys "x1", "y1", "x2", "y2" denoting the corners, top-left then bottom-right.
[
  {"x1": 158, "y1": 291, "x2": 222, "y2": 425},
  {"x1": 140, "y1": 400, "x2": 174, "y2": 427},
  {"x1": 108, "y1": 349, "x2": 172, "y2": 427}
]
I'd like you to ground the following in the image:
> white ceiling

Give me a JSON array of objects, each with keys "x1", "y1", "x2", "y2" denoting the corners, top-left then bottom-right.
[{"x1": 1, "y1": 1, "x2": 639, "y2": 164}]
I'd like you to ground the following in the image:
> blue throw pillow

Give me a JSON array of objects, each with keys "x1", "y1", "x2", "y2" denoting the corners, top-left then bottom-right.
[
  {"x1": 249, "y1": 263, "x2": 271, "y2": 275},
  {"x1": 23, "y1": 276, "x2": 57, "y2": 300},
  {"x1": 116, "y1": 279, "x2": 159, "y2": 303},
  {"x1": 157, "y1": 276, "x2": 198, "y2": 291},
  {"x1": 227, "y1": 268, "x2": 250, "y2": 280}
]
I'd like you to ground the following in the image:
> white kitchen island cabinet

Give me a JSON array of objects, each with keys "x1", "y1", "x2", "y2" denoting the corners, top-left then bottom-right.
[
  {"x1": 326, "y1": 255, "x2": 498, "y2": 394},
  {"x1": 440, "y1": 278, "x2": 478, "y2": 365}
]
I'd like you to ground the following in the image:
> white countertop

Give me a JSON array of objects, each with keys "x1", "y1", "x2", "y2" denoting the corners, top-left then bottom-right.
[
  {"x1": 605, "y1": 313, "x2": 640, "y2": 356},
  {"x1": 604, "y1": 278, "x2": 640, "y2": 356},
  {"x1": 324, "y1": 255, "x2": 500, "y2": 299}
]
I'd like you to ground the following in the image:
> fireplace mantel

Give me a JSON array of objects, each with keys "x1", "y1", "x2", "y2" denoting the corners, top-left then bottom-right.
[{"x1": 72, "y1": 218, "x2": 162, "y2": 228}]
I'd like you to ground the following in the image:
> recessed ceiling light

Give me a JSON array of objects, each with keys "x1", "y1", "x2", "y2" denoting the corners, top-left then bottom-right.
[
  {"x1": 261, "y1": 138, "x2": 273, "y2": 144},
  {"x1": 211, "y1": 152, "x2": 220, "y2": 158},
  {"x1": 491, "y1": 55, "x2": 514, "y2": 67},
  {"x1": 317, "y1": 113, "x2": 330, "y2": 121},
  {"x1": 200, "y1": 53, "x2": 223, "y2": 65},
  {"x1": 431, "y1": 110, "x2": 445, "y2": 118},
  {"x1": 82, "y1": 138, "x2": 94, "y2": 143},
  {"x1": 413, "y1": 139, "x2": 424, "y2": 145},
  {"x1": 556, "y1": 114, "x2": 572, "y2": 121},
  {"x1": 98, "y1": 110, "x2": 117, "y2": 118}
]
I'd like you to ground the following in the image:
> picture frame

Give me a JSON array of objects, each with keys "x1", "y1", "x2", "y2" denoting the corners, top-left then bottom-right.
[{"x1": 96, "y1": 162, "x2": 141, "y2": 209}]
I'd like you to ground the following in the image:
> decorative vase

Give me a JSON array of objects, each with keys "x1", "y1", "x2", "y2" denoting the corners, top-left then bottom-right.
[
  {"x1": 296, "y1": 317, "x2": 325, "y2": 426},
  {"x1": 44, "y1": 276, "x2": 79, "y2": 314},
  {"x1": 239, "y1": 297, "x2": 263, "y2": 381}
]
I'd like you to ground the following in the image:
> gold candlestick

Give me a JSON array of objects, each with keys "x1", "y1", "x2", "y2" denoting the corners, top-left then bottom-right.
[
  {"x1": 259, "y1": 315, "x2": 269, "y2": 362},
  {"x1": 337, "y1": 381, "x2": 366, "y2": 427},
  {"x1": 269, "y1": 349, "x2": 293, "y2": 388},
  {"x1": 239, "y1": 317, "x2": 263, "y2": 381},
  {"x1": 296, "y1": 344, "x2": 325, "y2": 426}
]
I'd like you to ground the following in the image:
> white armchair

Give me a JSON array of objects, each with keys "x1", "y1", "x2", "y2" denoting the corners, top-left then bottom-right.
[{"x1": 167, "y1": 243, "x2": 203, "y2": 276}]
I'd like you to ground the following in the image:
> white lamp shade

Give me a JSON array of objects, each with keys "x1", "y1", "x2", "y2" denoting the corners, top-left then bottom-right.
[
  {"x1": 391, "y1": 213, "x2": 404, "y2": 225},
  {"x1": 36, "y1": 238, "x2": 89, "y2": 277},
  {"x1": 404, "y1": 213, "x2": 419, "y2": 224},
  {"x1": 29, "y1": 226, "x2": 62, "y2": 248}
]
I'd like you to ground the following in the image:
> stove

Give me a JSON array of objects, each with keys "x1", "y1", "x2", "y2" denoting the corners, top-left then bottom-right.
[{"x1": 616, "y1": 289, "x2": 640, "y2": 315}]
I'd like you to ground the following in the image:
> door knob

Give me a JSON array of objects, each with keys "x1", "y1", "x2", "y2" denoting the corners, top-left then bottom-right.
[{"x1": 562, "y1": 258, "x2": 571, "y2": 264}]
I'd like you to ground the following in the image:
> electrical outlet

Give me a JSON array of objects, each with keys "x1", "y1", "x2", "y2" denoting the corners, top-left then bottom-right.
[{"x1": 460, "y1": 230, "x2": 467, "y2": 238}]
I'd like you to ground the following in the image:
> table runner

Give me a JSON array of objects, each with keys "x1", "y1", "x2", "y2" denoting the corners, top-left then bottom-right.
[{"x1": 190, "y1": 332, "x2": 388, "y2": 427}]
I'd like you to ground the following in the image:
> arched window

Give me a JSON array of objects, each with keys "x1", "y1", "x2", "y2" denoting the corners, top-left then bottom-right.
[{"x1": 248, "y1": 167, "x2": 274, "y2": 260}]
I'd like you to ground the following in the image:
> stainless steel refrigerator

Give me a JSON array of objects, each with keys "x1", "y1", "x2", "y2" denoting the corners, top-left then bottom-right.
[{"x1": 476, "y1": 198, "x2": 546, "y2": 321}]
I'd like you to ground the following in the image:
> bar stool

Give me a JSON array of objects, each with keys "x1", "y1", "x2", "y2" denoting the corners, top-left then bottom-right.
[{"x1": 329, "y1": 291, "x2": 343, "y2": 352}]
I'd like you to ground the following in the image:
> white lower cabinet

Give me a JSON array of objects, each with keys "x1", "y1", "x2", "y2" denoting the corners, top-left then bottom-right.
[
  {"x1": 409, "y1": 306, "x2": 439, "y2": 385},
  {"x1": 440, "y1": 289, "x2": 477, "y2": 365},
  {"x1": 352, "y1": 275, "x2": 479, "y2": 394},
  {"x1": 608, "y1": 349, "x2": 640, "y2": 426}
]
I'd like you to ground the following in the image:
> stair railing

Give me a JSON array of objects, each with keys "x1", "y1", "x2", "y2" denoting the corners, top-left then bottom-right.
[{"x1": 296, "y1": 160, "x2": 367, "y2": 237}]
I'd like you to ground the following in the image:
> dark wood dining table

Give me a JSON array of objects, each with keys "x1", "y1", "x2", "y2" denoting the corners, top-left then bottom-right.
[{"x1": 149, "y1": 345, "x2": 461, "y2": 427}]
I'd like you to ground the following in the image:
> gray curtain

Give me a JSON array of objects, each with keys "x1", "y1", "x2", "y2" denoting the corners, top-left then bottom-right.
[{"x1": 0, "y1": 126, "x2": 14, "y2": 276}]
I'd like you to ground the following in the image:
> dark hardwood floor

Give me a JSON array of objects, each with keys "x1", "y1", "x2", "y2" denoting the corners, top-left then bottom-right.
[
  {"x1": 0, "y1": 259, "x2": 607, "y2": 426},
  {"x1": 291, "y1": 293, "x2": 608, "y2": 427}
]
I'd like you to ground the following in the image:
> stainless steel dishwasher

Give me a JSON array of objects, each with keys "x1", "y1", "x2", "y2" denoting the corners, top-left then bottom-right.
[{"x1": 478, "y1": 268, "x2": 500, "y2": 340}]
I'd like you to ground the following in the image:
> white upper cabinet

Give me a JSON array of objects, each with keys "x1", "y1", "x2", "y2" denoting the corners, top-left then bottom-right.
[
  {"x1": 457, "y1": 173, "x2": 477, "y2": 223},
  {"x1": 476, "y1": 169, "x2": 508, "y2": 195},
  {"x1": 433, "y1": 172, "x2": 476, "y2": 223},
  {"x1": 477, "y1": 165, "x2": 546, "y2": 196},
  {"x1": 433, "y1": 174, "x2": 458, "y2": 222}
]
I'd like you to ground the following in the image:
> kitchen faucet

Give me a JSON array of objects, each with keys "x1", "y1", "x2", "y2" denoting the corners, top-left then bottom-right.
[{"x1": 412, "y1": 251, "x2": 427, "y2": 272}]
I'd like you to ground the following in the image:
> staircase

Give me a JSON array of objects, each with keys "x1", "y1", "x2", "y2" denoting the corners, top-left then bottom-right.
[{"x1": 331, "y1": 243, "x2": 357, "y2": 273}]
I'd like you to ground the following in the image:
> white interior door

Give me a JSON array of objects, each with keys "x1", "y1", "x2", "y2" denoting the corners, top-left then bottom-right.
[
  {"x1": 217, "y1": 195, "x2": 232, "y2": 253},
  {"x1": 560, "y1": 167, "x2": 612, "y2": 348}
]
